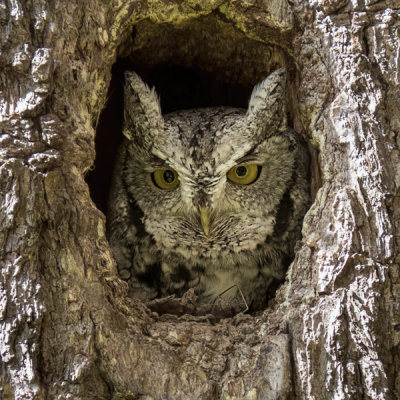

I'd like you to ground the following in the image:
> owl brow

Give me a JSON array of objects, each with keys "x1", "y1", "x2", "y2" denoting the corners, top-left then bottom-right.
[
  {"x1": 235, "y1": 145, "x2": 262, "y2": 164},
  {"x1": 148, "y1": 155, "x2": 171, "y2": 168}
]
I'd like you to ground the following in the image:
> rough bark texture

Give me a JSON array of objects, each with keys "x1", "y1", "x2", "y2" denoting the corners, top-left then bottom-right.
[{"x1": 0, "y1": 0, "x2": 399, "y2": 399}]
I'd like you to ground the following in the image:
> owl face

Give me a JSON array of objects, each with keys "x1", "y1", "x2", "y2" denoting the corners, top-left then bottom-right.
[{"x1": 121, "y1": 70, "x2": 296, "y2": 260}]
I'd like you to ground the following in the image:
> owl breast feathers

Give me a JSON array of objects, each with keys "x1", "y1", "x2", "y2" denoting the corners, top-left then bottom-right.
[{"x1": 107, "y1": 68, "x2": 310, "y2": 311}]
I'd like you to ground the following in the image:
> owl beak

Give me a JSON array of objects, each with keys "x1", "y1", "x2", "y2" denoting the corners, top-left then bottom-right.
[{"x1": 199, "y1": 207, "x2": 211, "y2": 236}]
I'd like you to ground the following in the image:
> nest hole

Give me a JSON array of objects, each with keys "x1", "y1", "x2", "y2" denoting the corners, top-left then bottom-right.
[{"x1": 86, "y1": 15, "x2": 307, "y2": 317}]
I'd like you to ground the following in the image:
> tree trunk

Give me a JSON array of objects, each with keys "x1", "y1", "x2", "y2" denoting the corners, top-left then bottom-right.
[{"x1": 1, "y1": 0, "x2": 399, "y2": 399}]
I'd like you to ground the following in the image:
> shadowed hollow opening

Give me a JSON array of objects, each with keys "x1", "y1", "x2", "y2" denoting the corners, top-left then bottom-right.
[{"x1": 86, "y1": 14, "x2": 307, "y2": 315}]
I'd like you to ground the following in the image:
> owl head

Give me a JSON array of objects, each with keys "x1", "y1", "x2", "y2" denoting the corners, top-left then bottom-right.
[{"x1": 121, "y1": 69, "x2": 297, "y2": 260}]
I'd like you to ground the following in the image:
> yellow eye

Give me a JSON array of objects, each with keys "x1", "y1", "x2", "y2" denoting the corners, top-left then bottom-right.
[
  {"x1": 151, "y1": 169, "x2": 180, "y2": 190},
  {"x1": 227, "y1": 163, "x2": 260, "y2": 185}
]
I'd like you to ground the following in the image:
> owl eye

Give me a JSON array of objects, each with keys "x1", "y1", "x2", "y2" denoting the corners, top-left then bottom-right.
[
  {"x1": 151, "y1": 169, "x2": 180, "y2": 190},
  {"x1": 227, "y1": 163, "x2": 260, "y2": 185}
]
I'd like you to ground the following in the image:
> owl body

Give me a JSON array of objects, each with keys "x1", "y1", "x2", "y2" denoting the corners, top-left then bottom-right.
[{"x1": 107, "y1": 69, "x2": 310, "y2": 311}]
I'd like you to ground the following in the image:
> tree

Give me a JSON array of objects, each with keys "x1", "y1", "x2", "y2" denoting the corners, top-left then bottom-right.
[{"x1": 0, "y1": 0, "x2": 399, "y2": 398}]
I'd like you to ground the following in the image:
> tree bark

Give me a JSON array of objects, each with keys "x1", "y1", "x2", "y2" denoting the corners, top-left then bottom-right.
[{"x1": 0, "y1": 0, "x2": 399, "y2": 399}]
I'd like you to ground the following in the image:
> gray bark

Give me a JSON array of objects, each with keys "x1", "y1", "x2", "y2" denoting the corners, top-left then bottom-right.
[{"x1": 0, "y1": 0, "x2": 399, "y2": 399}]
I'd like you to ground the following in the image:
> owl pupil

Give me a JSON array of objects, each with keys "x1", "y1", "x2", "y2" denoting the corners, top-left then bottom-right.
[
  {"x1": 236, "y1": 166, "x2": 247, "y2": 177},
  {"x1": 163, "y1": 170, "x2": 175, "y2": 183}
]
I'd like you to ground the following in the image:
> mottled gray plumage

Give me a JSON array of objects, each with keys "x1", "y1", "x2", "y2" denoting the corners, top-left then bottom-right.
[{"x1": 107, "y1": 69, "x2": 310, "y2": 311}]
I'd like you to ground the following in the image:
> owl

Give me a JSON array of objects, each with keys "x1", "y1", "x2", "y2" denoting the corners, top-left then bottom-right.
[{"x1": 107, "y1": 68, "x2": 310, "y2": 311}]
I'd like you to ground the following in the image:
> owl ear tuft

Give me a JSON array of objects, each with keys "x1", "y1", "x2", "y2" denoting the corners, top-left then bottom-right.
[
  {"x1": 123, "y1": 71, "x2": 164, "y2": 141},
  {"x1": 247, "y1": 68, "x2": 287, "y2": 132}
]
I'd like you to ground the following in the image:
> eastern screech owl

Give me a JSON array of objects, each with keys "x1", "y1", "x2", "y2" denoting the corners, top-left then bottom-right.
[{"x1": 107, "y1": 68, "x2": 310, "y2": 311}]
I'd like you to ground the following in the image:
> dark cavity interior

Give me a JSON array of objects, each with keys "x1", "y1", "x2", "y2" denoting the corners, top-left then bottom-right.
[{"x1": 86, "y1": 14, "x2": 288, "y2": 213}]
